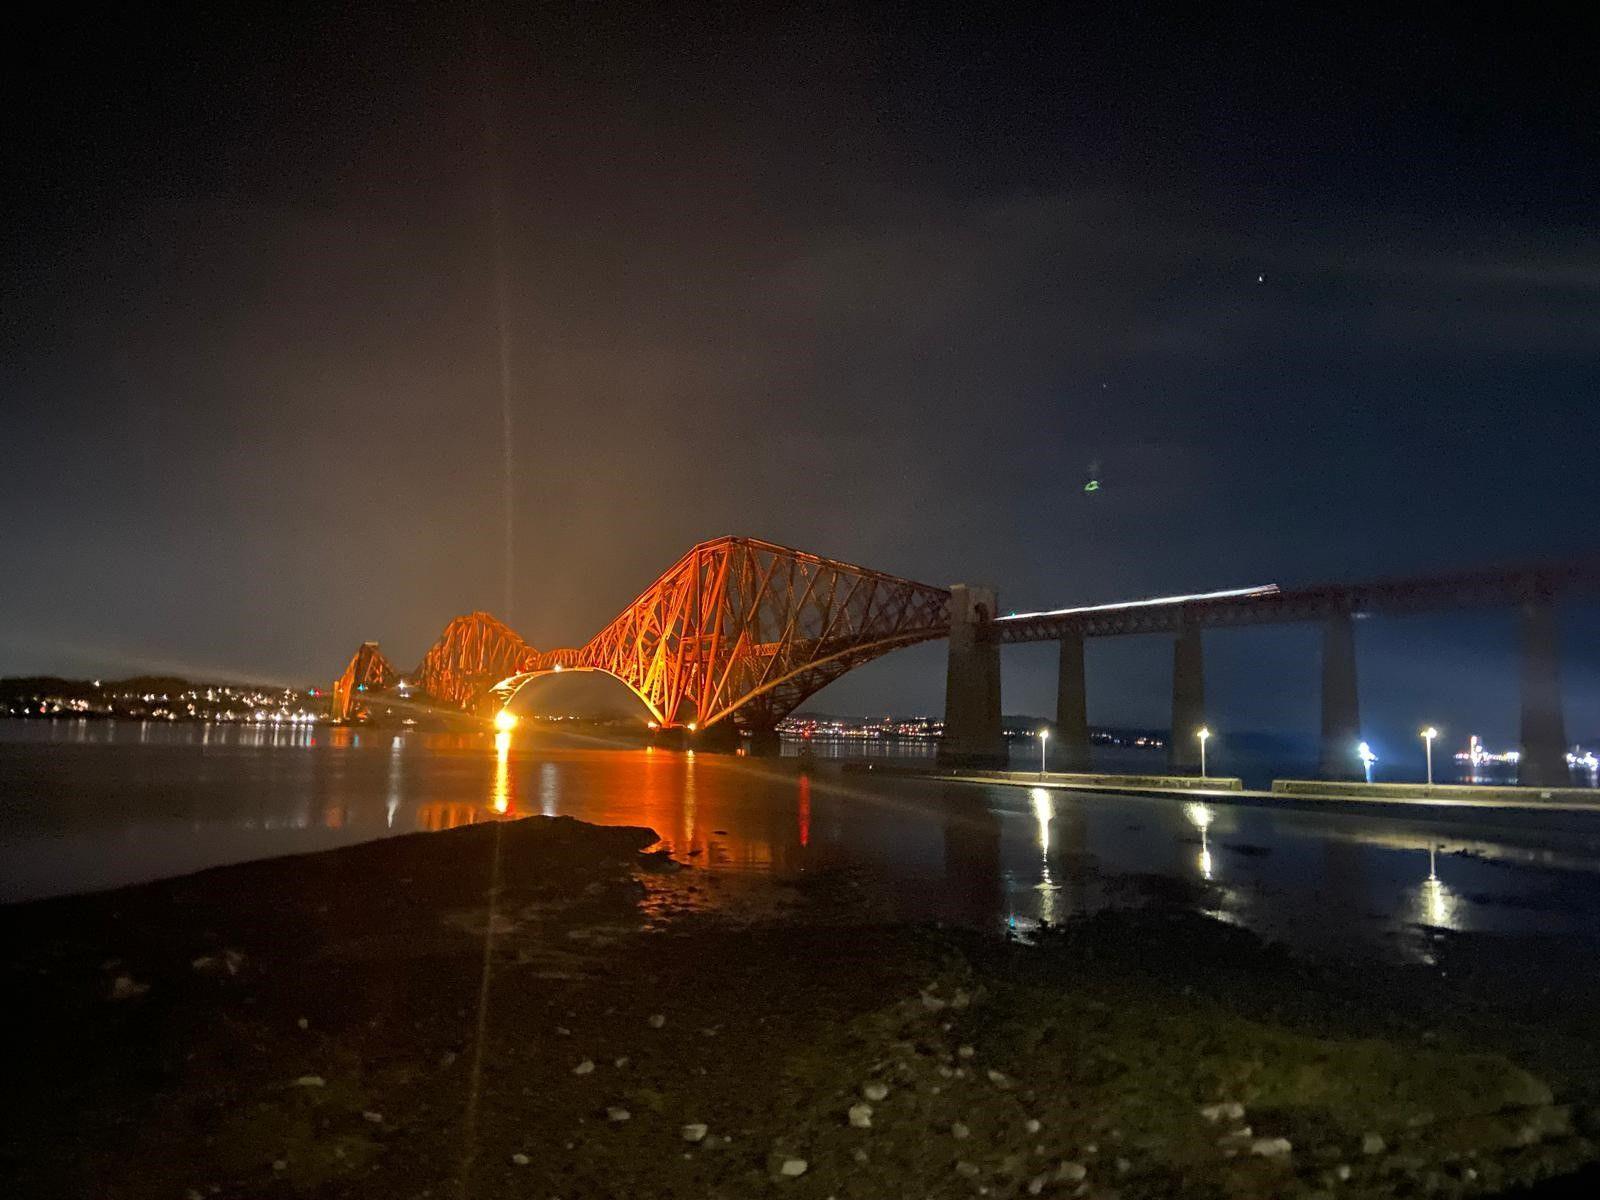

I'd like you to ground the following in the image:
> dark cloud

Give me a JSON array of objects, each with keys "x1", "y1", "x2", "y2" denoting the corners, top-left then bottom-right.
[{"x1": 2, "y1": 3, "x2": 1596, "y2": 746}]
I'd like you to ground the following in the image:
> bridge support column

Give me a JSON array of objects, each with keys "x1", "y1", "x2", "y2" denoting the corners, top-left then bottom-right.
[
  {"x1": 938, "y1": 584, "x2": 1006, "y2": 769},
  {"x1": 745, "y1": 727, "x2": 782, "y2": 757},
  {"x1": 651, "y1": 725, "x2": 689, "y2": 750},
  {"x1": 1169, "y1": 625, "x2": 1205, "y2": 772},
  {"x1": 1319, "y1": 611, "x2": 1361, "y2": 779},
  {"x1": 1519, "y1": 596, "x2": 1567, "y2": 789},
  {"x1": 1054, "y1": 630, "x2": 1091, "y2": 772},
  {"x1": 693, "y1": 722, "x2": 743, "y2": 754}
]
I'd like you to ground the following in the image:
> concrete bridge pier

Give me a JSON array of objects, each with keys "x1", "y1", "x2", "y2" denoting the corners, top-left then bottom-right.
[
  {"x1": 744, "y1": 727, "x2": 783, "y2": 757},
  {"x1": 1169, "y1": 625, "x2": 1205, "y2": 771},
  {"x1": 693, "y1": 722, "x2": 743, "y2": 754},
  {"x1": 1519, "y1": 596, "x2": 1567, "y2": 788},
  {"x1": 1053, "y1": 630, "x2": 1091, "y2": 772},
  {"x1": 938, "y1": 584, "x2": 1006, "y2": 769},
  {"x1": 1319, "y1": 611, "x2": 1361, "y2": 779}
]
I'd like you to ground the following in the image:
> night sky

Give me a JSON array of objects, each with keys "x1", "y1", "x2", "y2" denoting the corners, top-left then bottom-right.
[{"x1": 4, "y1": 4, "x2": 1597, "y2": 759}]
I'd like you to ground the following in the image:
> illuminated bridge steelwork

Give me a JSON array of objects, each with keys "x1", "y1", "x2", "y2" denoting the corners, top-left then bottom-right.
[
  {"x1": 331, "y1": 537, "x2": 950, "y2": 733},
  {"x1": 331, "y1": 541, "x2": 1593, "y2": 788}
]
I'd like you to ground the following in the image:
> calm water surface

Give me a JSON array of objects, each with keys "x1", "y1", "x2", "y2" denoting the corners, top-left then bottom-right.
[{"x1": 3, "y1": 721, "x2": 1599, "y2": 963}]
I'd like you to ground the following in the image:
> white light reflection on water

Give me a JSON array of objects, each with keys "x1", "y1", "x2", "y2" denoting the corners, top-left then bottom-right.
[
  {"x1": 1414, "y1": 843, "x2": 1461, "y2": 934},
  {"x1": 539, "y1": 762, "x2": 559, "y2": 816},
  {"x1": 386, "y1": 735, "x2": 403, "y2": 828},
  {"x1": 1184, "y1": 801, "x2": 1214, "y2": 881},
  {"x1": 1030, "y1": 788, "x2": 1061, "y2": 925}
]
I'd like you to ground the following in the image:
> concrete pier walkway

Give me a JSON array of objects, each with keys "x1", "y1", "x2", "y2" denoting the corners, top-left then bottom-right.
[{"x1": 844, "y1": 762, "x2": 1600, "y2": 819}]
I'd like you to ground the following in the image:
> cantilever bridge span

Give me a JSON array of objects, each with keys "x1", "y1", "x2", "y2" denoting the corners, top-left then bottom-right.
[{"x1": 331, "y1": 537, "x2": 951, "y2": 732}]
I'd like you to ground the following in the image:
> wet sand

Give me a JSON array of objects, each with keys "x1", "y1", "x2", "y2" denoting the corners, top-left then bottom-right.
[{"x1": 3, "y1": 814, "x2": 1599, "y2": 1199}]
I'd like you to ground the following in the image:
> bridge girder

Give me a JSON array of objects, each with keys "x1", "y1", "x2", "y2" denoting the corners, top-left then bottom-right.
[
  {"x1": 332, "y1": 537, "x2": 951, "y2": 731},
  {"x1": 330, "y1": 642, "x2": 399, "y2": 722}
]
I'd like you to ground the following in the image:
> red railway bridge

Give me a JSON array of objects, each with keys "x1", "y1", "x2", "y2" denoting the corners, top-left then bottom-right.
[
  {"x1": 331, "y1": 537, "x2": 951, "y2": 745},
  {"x1": 331, "y1": 536, "x2": 1596, "y2": 787}
]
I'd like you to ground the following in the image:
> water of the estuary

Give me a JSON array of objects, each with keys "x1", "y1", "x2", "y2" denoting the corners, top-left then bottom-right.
[{"x1": 3, "y1": 721, "x2": 1599, "y2": 966}]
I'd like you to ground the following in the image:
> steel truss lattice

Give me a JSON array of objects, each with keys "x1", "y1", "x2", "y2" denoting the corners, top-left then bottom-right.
[{"x1": 330, "y1": 537, "x2": 951, "y2": 730}]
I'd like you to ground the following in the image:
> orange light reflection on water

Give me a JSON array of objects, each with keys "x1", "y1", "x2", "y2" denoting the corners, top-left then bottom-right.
[
  {"x1": 490, "y1": 730, "x2": 513, "y2": 814},
  {"x1": 797, "y1": 774, "x2": 811, "y2": 847},
  {"x1": 407, "y1": 736, "x2": 793, "y2": 868}
]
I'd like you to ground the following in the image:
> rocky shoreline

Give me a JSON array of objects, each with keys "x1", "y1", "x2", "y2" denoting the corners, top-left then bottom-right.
[{"x1": 3, "y1": 814, "x2": 1598, "y2": 1198}]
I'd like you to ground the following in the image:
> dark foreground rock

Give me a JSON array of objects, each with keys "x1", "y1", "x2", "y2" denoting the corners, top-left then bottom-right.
[{"x1": 2, "y1": 815, "x2": 1598, "y2": 1199}]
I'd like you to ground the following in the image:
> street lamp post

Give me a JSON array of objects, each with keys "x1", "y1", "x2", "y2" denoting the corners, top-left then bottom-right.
[
  {"x1": 1421, "y1": 726, "x2": 1439, "y2": 787},
  {"x1": 1039, "y1": 729, "x2": 1050, "y2": 777},
  {"x1": 1197, "y1": 726, "x2": 1211, "y2": 779}
]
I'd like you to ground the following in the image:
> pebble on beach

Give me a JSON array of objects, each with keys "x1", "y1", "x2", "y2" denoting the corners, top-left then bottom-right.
[
  {"x1": 952, "y1": 1122, "x2": 971, "y2": 1140},
  {"x1": 779, "y1": 1158, "x2": 808, "y2": 1177},
  {"x1": 862, "y1": 1081, "x2": 889, "y2": 1102},
  {"x1": 648, "y1": 1013, "x2": 666, "y2": 1028},
  {"x1": 848, "y1": 1103, "x2": 873, "y2": 1129},
  {"x1": 681, "y1": 1123, "x2": 708, "y2": 1143},
  {"x1": 109, "y1": 974, "x2": 149, "y2": 1001},
  {"x1": 606, "y1": 1107, "x2": 631, "y2": 1123},
  {"x1": 1250, "y1": 1137, "x2": 1293, "y2": 1158},
  {"x1": 572, "y1": 1059, "x2": 595, "y2": 1075}
]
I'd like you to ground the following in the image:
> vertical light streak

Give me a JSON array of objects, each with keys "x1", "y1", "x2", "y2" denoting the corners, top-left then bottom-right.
[{"x1": 479, "y1": 26, "x2": 515, "y2": 621}]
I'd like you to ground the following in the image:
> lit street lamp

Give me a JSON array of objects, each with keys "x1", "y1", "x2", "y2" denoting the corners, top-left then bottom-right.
[
  {"x1": 1196, "y1": 726, "x2": 1211, "y2": 778},
  {"x1": 1357, "y1": 740, "x2": 1377, "y2": 784},
  {"x1": 1421, "y1": 726, "x2": 1439, "y2": 787},
  {"x1": 1039, "y1": 728, "x2": 1050, "y2": 777}
]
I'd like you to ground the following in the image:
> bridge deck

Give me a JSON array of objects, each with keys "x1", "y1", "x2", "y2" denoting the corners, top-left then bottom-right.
[{"x1": 991, "y1": 559, "x2": 1600, "y2": 643}]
